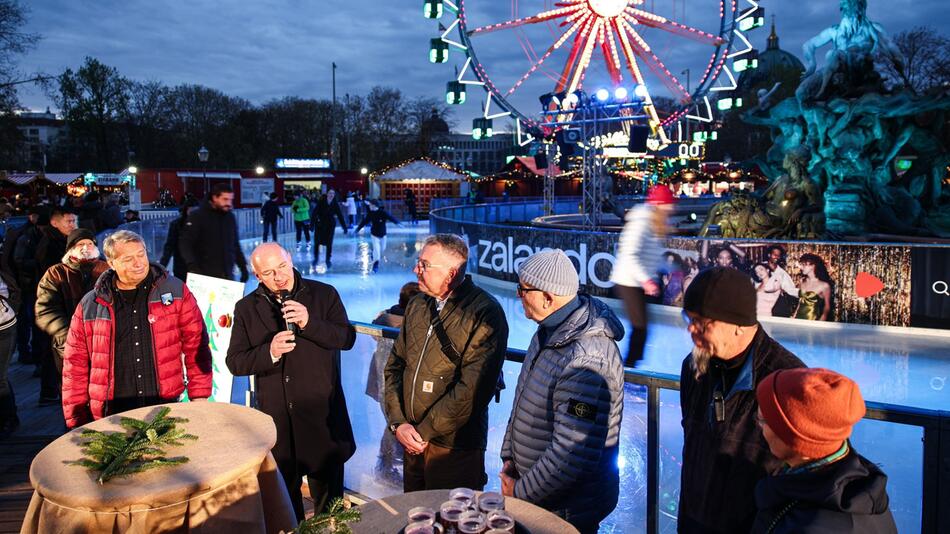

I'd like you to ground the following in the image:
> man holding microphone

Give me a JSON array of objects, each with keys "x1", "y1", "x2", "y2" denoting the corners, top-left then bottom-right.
[{"x1": 226, "y1": 243, "x2": 356, "y2": 520}]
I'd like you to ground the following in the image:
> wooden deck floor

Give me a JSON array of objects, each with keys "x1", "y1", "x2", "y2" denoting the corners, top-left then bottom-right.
[{"x1": 0, "y1": 359, "x2": 62, "y2": 533}]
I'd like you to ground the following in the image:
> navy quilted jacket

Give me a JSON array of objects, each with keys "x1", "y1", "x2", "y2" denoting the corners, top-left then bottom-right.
[{"x1": 501, "y1": 295, "x2": 625, "y2": 531}]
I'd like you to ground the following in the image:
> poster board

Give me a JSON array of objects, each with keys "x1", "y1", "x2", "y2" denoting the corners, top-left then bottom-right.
[
  {"x1": 241, "y1": 178, "x2": 274, "y2": 205},
  {"x1": 186, "y1": 273, "x2": 245, "y2": 402}
]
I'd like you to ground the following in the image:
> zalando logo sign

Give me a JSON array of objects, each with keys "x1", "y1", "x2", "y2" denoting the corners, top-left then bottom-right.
[{"x1": 477, "y1": 237, "x2": 617, "y2": 288}]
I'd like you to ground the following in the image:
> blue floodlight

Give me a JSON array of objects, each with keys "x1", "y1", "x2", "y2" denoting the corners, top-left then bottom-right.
[
  {"x1": 595, "y1": 88, "x2": 610, "y2": 102},
  {"x1": 633, "y1": 84, "x2": 649, "y2": 99},
  {"x1": 614, "y1": 87, "x2": 628, "y2": 101}
]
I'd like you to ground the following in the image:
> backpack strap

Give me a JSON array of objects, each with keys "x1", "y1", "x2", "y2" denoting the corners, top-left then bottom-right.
[{"x1": 427, "y1": 298, "x2": 505, "y2": 402}]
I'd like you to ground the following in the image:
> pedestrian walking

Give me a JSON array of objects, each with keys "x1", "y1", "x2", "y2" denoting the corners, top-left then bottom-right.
[
  {"x1": 179, "y1": 184, "x2": 249, "y2": 282},
  {"x1": 312, "y1": 189, "x2": 348, "y2": 269}
]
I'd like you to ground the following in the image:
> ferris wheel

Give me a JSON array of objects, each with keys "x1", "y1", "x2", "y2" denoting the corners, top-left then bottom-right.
[{"x1": 424, "y1": 0, "x2": 766, "y2": 149}]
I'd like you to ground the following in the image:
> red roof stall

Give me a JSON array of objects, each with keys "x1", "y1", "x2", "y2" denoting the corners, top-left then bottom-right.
[{"x1": 134, "y1": 168, "x2": 367, "y2": 207}]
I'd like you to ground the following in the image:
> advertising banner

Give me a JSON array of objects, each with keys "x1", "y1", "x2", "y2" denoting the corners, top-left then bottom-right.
[
  {"x1": 457, "y1": 221, "x2": 933, "y2": 329},
  {"x1": 186, "y1": 273, "x2": 245, "y2": 402}
]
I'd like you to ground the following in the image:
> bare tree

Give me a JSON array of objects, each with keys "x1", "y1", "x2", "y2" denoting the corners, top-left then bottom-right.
[
  {"x1": 0, "y1": 0, "x2": 39, "y2": 168},
  {"x1": 877, "y1": 26, "x2": 950, "y2": 95}
]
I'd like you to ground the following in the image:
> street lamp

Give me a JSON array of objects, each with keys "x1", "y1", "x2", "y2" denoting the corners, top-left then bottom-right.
[
  {"x1": 198, "y1": 146, "x2": 209, "y2": 198},
  {"x1": 255, "y1": 165, "x2": 265, "y2": 175},
  {"x1": 360, "y1": 167, "x2": 368, "y2": 175}
]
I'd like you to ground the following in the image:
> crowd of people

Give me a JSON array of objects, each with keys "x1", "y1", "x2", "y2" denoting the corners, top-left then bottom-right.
[{"x1": 0, "y1": 185, "x2": 898, "y2": 534}]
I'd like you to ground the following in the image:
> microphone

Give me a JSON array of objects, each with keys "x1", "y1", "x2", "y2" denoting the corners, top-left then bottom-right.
[{"x1": 277, "y1": 290, "x2": 299, "y2": 334}]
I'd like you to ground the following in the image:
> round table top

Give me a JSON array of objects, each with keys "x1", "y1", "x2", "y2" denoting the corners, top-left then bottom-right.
[
  {"x1": 354, "y1": 489, "x2": 579, "y2": 534},
  {"x1": 29, "y1": 402, "x2": 276, "y2": 509}
]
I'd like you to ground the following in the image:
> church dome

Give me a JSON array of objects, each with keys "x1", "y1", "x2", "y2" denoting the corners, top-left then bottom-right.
[{"x1": 737, "y1": 19, "x2": 804, "y2": 92}]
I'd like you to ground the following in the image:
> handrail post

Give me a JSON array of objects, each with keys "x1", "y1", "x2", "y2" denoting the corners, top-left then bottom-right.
[
  {"x1": 647, "y1": 383, "x2": 660, "y2": 534},
  {"x1": 921, "y1": 411, "x2": 950, "y2": 533}
]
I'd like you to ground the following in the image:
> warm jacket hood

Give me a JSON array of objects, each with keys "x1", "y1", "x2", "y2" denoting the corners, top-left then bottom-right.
[
  {"x1": 756, "y1": 449, "x2": 892, "y2": 517},
  {"x1": 545, "y1": 294, "x2": 625, "y2": 349}
]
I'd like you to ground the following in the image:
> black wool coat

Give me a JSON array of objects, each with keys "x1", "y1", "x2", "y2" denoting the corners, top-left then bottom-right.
[
  {"x1": 226, "y1": 272, "x2": 357, "y2": 475},
  {"x1": 179, "y1": 202, "x2": 247, "y2": 280}
]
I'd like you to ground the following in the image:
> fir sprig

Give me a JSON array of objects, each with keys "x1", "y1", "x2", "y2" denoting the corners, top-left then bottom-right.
[
  {"x1": 294, "y1": 497, "x2": 361, "y2": 534},
  {"x1": 70, "y1": 406, "x2": 198, "y2": 484}
]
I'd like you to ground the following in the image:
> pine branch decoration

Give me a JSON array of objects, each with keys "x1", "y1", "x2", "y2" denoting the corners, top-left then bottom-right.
[
  {"x1": 70, "y1": 406, "x2": 198, "y2": 485},
  {"x1": 294, "y1": 497, "x2": 361, "y2": 534}
]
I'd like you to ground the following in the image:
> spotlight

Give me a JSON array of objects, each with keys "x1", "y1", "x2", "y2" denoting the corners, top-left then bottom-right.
[
  {"x1": 562, "y1": 92, "x2": 579, "y2": 109},
  {"x1": 633, "y1": 84, "x2": 649, "y2": 99},
  {"x1": 614, "y1": 87, "x2": 628, "y2": 101},
  {"x1": 595, "y1": 88, "x2": 610, "y2": 102}
]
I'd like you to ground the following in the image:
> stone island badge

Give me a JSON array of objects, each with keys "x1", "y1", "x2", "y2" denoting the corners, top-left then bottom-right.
[
  {"x1": 422, "y1": 381, "x2": 434, "y2": 393},
  {"x1": 160, "y1": 293, "x2": 173, "y2": 306},
  {"x1": 568, "y1": 398, "x2": 596, "y2": 421}
]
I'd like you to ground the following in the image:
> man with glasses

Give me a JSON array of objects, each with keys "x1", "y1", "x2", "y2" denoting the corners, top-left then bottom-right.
[
  {"x1": 678, "y1": 267, "x2": 805, "y2": 534},
  {"x1": 384, "y1": 233, "x2": 508, "y2": 491},
  {"x1": 226, "y1": 242, "x2": 356, "y2": 520},
  {"x1": 501, "y1": 250, "x2": 624, "y2": 533}
]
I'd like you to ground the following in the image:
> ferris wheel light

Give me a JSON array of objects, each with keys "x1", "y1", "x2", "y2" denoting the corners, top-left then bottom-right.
[
  {"x1": 614, "y1": 87, "x2": 628, "y2": 101},
  {"x1": 429, "y1": 38, "x2": 449, "y2": 63},
  {"x1": 595, "y1": 88, "x2": 610, "y2": 102},
  {"x1": 423, "y1": 0, "x2": 443, "y2": 19}
]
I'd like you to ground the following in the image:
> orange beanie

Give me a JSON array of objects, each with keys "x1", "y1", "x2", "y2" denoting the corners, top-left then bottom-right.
[{"x1": 756, "y1": 368, "x2": 866, "y2": 458}]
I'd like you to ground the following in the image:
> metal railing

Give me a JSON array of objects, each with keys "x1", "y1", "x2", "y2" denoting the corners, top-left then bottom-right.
[{"x1": 350, "y1": 321, "x2": 949, "y2": 534}]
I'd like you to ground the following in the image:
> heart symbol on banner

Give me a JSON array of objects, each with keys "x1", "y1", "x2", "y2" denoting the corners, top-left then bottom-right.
[{"x1": 855, "y1": 272, "x2": 885, "y2": 298}]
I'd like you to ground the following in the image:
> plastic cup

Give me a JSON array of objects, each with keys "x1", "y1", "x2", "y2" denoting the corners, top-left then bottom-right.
[
  {"x1": 440, "y1": 499, "x2": 468, "y2": 531},
  {"x1": 405, "y1": 521, "x2": 436, "y2": 534},
  {"x1": 486, "y1": 510, "x2": 515, "y2": 533},
  {"x1": 449, "y1": 487, "x2": 476, "y2": 508},
  {"x1": 457, "y1": 510, "x2": 486, "y2": 534},
  {"x1": 408, "y1": 506, "x2": 437, "y2": 525},
  {"x1": 477, "y1": 492, "x2": 505, "y2": 514}
]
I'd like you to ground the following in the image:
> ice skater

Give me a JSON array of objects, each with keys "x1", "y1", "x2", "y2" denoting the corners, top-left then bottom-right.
[{"x1": 355, "y1": 199, "x2": 401, "y2": 273}]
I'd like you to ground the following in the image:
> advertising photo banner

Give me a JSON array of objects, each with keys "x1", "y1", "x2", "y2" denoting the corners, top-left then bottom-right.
[
  {"x1": 455, "y1": 220, "x2": 946, "y2": 330},
  {"x1": 186, "y1": 273, "x2": 245, "y2": 402}
]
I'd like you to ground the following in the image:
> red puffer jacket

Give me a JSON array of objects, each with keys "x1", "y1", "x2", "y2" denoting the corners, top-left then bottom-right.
[{"x1": 62, "y1": 264, "x2": 212, "y2": 428}]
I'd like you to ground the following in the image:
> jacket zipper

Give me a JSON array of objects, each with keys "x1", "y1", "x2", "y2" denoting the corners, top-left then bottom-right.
[{"x1": 408, "y1": 323, "x2": 435, "y2": 423}]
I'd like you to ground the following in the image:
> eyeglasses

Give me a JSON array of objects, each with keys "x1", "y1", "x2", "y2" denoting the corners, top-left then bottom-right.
[
  {"x1": 682, "y1": 310, "x2": 714, "y2": 332},
  {"x1": 516, "y1": 285, "x2": 544, "y2": 298},
  {"x1": 415, "y1": 259, "x2": 448, "y2": 273}
]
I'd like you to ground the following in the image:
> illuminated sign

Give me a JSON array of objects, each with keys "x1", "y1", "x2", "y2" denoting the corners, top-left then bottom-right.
[
  {"x1": 275, "y1": 158, "x2": 331, "y2": 169},
  {"x1": 83, "y1": 173, "x2": 128, "y2": 186}
]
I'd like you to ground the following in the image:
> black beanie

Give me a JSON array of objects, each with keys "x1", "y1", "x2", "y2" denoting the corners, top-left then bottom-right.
[
  {"x1": 66, "y1": 228, "x2": 97, "y2": 252},
  {"x1": 683, "y1": 266, "x2": 757, "y2": 326}
]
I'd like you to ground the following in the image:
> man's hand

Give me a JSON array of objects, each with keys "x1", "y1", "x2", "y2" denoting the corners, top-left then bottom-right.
[
  {"x1": 269, "y1": 331, "x2": 296, "y2": 360},
  {"x1": 500, "y1": 460, "x2": 518, "y2": 497},
  {"x1": 282, "y1": 299, "x2": 309, "y2": 330},
  {"x1": 642, "y1": 279, "x2": 661, "y2": 297},
  {"x1": 394, "y1": 423, "x2": 428, "y2": 455}
]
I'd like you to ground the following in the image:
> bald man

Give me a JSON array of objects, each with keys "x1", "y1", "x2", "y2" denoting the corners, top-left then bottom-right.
[{"x1": 226, "y1": 243, "x2": 357, "y2": 520}]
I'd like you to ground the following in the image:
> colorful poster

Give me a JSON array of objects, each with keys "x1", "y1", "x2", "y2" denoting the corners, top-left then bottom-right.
[{"x1": 185, "y1": 273, "x2": 245, "y2": 402}]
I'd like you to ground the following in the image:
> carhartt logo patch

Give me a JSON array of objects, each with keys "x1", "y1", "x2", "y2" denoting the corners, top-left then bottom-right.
[
  {"x1": 568, "y1": 398, "x2": 596, "y2": 421},
  {"x1": 422, "y1": 381, "x2": 434, "y2": 393},
  {"x1": 160, "y1": 293, "x2": 174, "y2": 306}
]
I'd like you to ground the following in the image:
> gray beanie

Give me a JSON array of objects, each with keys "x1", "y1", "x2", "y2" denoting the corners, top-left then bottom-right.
[{"x1": 518, "y1": 249, "x2": 579, "y2": 296}]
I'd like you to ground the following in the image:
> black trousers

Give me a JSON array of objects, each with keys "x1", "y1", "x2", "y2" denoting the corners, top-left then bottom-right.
[
  {"x1": 294, "y1": 221, "x2": 310, "y2": 243},
  {"x1": 403, "y1": 442, "x2": 486, "y2": 492},
  {"x1": 278, "y1": 459, "x2": 344, "y2": 521},
  {"x1": 314, "y1": 226, "x2": 336, "y2": 263},
  {"x1": 616, "y1": 284, "x2": 648, "y2": 367},
  {"x1": 15, "y1": 289, "x2": 34, "y2": 362},
  {"x1": 263, "y1": 220, "x2": 278, "y2": 242}
]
